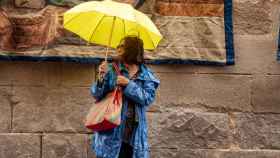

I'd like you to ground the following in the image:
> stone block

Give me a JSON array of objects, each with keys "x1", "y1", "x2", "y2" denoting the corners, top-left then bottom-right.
[
  {"x1": 155, "y1": 1, "x2": 224, "y2": 16},
  {"x1": 197, "y1": 74, "x2": 251, "y2": 111},
  {"x1": 45, "y1": 61, "x2": 62, "y2": 87},
  {"x1": 42, "y1": 134, "x2": 88, "y2": 158},
  {"x1": 233, "y1": 0, "x2": 278, "y2": 35},
  {"x1": 0, "y1": 86, "x2": 11, "y2": 132},
  {"x1": 151, "y1": 73, "x2": 251, "y2": 112},
  {"x1": 9, "y1": 6, "x2": 66, "y2": 49},
  {"x1": 10, "y1": 61, "x2": 48, "y2": 86},
  {"x1": 150, "y1": 149, "x2": 280, "y2": 158},
  {"x1": 220, "y1": 150, "x2": 280, "y2": 158},
  {"x1": 148, "y1": 64, "x2": 199, "y2": 73},
  {"x1": 61, "y1": 62, "x2": 95, "y2": 87},
  {"x1": 148, "y1": 111, "x2": 229, "y2": 149},
  {"x1": 0, "y1": 62, "x2": 14, "y2": 85},
  {"x1": 154, "y1": 16, "x2": 225, "y2": 49},
  {"x1": 0, "y1": 133, "x2": 40, "y2": 158},
  {"x1": 15, "y1": 0, "x2": 46, "y2": 9},
  {"x1": 12, "y1": 86, "x2": 94, "y2": 132},
  {"x1": 252, "y1": 75, "x2": 280, "y2": 113},
  {"x1": 197, "y1": 35, "x2": 280, "y2": 75},
  {"x1": 48, "y1": 0, "x2": 86, "y2": 7},
  {"x1": 150, "y1": 149, "x2": 219, "y2": 158},
  {"x1": 233, "y1": 113, "x2": 280, "y2": 149},
  {"x1": 0, "y1": 8, "x2": 14, "y2": 50}
]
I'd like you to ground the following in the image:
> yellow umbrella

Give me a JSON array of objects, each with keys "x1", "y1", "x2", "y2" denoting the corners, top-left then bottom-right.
[{"x1": 63, "y1": 0, "x2": 162, "y2": 60}]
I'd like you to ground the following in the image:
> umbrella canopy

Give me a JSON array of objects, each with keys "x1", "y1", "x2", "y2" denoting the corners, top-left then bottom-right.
[{"x1": 63, "y1": 0, "x2": 162, "y2": 50}]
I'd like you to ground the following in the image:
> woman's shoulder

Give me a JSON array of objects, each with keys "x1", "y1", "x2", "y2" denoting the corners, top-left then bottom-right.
[{"x1": 139, "y1": 64, "x2": 160, "y2": 85}]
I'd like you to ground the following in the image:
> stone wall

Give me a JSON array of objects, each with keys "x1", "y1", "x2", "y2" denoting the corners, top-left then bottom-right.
[{"x1": 1, "y1": 0, "x2": 280, "y2": 158}]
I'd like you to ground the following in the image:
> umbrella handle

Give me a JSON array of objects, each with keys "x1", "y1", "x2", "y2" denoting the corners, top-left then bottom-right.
[{"x1": 105, "y1": 47, "x2": 109, "y2": 62}]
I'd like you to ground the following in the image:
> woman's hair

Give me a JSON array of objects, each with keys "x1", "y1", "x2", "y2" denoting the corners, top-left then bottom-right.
[{"x1": 118, "y1": 36, "x2": 144, "y2": 65}]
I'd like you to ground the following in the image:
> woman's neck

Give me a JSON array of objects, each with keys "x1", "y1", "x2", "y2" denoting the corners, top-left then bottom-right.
[
  {"x1": 125, "y1": 63, "x2": 138, "y2": 71},
  {"x1": 124, "y1": 63, "x2": 139, "y2": 78}
]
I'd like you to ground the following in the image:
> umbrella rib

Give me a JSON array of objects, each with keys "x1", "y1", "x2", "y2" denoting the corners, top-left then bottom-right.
[
  {"x1": 89, "y1": 14, "x2": 106, "y2": 43},
  {"x1": 122, "y1": 19, "x2": 126, "y2": 38},
  {"x1": 142, "y1": 25, "x2": 156, "y2": 49},
  {"x1": 108, "y1": 16, "x2": 116, "y2": 47}
]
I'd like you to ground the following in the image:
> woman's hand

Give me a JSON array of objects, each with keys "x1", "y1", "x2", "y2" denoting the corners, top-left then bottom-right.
[
  {"x1": 98, "y1": 61, "x2": 108, "y2": 75},
  {"x1": 117, "y1": 75, "x2": 129, "y2": 86}
]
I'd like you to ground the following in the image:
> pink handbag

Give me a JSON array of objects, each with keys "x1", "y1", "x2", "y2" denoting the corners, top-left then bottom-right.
[{"x1": 85, "y1": 63, "x2": 122, "y2": 131}]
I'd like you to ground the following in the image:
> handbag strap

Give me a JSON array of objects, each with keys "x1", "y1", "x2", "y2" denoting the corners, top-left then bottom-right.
[
  {"x1": 112, "y1": 63, "x2": 121, "y2": 92},
  {"x1": 111, "y1": 63, "x2": 121, "y2": 106},
  {"x1": 112, "y1": 62, "x2": 121, "y2": 76}
]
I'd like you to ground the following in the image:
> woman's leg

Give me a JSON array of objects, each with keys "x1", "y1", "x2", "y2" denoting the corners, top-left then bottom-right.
[{"x1": 118, "y1": 142, "x2": 133, "y2": 158}]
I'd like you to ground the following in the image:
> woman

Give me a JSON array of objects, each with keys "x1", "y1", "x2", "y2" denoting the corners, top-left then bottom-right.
[{"x1": 90, "y1": 36, "x2": 160, "y2": 158}]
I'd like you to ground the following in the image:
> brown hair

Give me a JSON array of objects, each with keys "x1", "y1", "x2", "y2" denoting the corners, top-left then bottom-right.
[{"x1": 118, "y1": 36, "x2": 144, "y2": 65}]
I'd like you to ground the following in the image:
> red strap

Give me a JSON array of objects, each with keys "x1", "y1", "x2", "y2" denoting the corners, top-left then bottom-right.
[
  {"x1": 111, "y1": 63, "x2": 121, "y2": 105},
  {"x1": 113, "y1": 88, "x2": 121, "y2": 105},
  {"x1": 112, "y1": 63, "x2": 121, "y2": 76}
]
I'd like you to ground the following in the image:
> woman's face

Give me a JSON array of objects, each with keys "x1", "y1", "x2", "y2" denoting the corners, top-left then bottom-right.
[{"x1": 117, "y1": 42, "x2": 125, "y2": 56}]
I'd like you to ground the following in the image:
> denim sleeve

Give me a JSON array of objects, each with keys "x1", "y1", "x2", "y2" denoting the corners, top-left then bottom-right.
[
  {"x1": 90, "y1": 67, "x2": 116, "y2": 101},
  {"x1": 123, "y1": 80, "x2": 159, "y2": 107}
]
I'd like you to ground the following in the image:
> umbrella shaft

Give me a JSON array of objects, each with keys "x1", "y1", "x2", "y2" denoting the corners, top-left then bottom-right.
[{"x1": 105, "y1": 16, "x2": 116, "y2": 62}]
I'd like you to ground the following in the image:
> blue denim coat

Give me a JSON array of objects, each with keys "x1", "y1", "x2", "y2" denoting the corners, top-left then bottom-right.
[{"x1": 90, "y1": 63, "x2": 160, "y2": 158}]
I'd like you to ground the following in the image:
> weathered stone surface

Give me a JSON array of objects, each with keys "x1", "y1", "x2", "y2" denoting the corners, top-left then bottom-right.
[
  {"x1": 0, "y1": 44, "x2": 117, "y2": 63},
  {"x1": 12, "y1": 86, "x2": 94, "y2": 132},
  {"x1": 151, "y1": 25, "x2": 279, "y2": 74},
  {"x1": 195, "y1": 36, "x2": 280, "y2": 75},
  {"x1": 48, "y1": 0, "x2": 148, "y2": 10},
  {"x1": 0, "y1": 87, "x2": 11, "y2": 132},
  {"x1": 0, "y1": 133, "x2": 40, "y2": 158},
  {"x1": 148, "y1": 111, "x2": 229, "y2": 149},
  {"x1": 10, "y1": 61, "x2": 48, "y2": 86},
  {"x1": 151, "y1": 73, "x2": 251, "y2": 112},
  {"x1": 15, "y1": 0, "x2": 46, "y2": 9},
  {"x1": 0, "y1": 0, "x2": 10, "y2": 6},
  {"x1": 46, "y1": 62, "x2": 62, "y2": 87},
  {"x1": 150, "y1": 16, "x2": 227, "y2": 62},
  {"x1": 154, "y1": 16, "x2": 225, "y2": 49},
  {"x1": 234, "y1": 113, "x2": 280, "y2": 149},
  {"x1": 146, "y1": 47, "x2": 226, "y2": 62},
  {"x1": 151, "y1": 149, "x2": 280, "y2": 158},
  {"x1": 54, "y1": 31, "x2": 88, "y2": 45},
  {"x1": 9, "y1": 6, "x2": 66, "y2": 49},
  {"x1": 156, "y1": 0, "x2": 224, "y2": 3},
  {"x1": 148, "y1": 64, "x2": 199, "y2": 73},
  {"x1": 0, "y1": 62, "x2": 14, "y2": 85},
  {"x1": 197, "y1": 75, "x2": 251, "y2": 111},
  {"x1": 0, "y1": 60, "x2": 94, "y2": 87},
  {"x1": 48, "y1": 0, "x2": 86, "y2": 7},
  {"x1": 155, "y1": 2, "x2": 224, "y2": 16},
  {"x1": 151, "y1": 149, "x2": 219, "y2": 158},
  {"x1": 220, "y1": 150, "x2": 280, "y2": 158},
  {"x1": 233, "y1": 0, "x2": 277, "y2": 35},
  {"x1": 0, "y1": 8, "x2": 14, "y2": 50},
  {"x1": 62, "y1": 62, "x2": 95, "y2": 87},
  {"x1": 42, "y1": 134, "x2": 88, "y2": 158},
  {"x1": 252, "y1": 75, "x2": 280, "y2": 113},
  {"x1": 4, "y1": 61, "x2": 91, "y2": 87}
]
